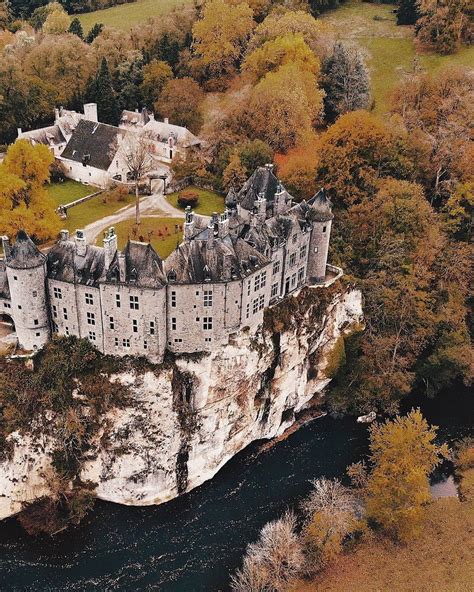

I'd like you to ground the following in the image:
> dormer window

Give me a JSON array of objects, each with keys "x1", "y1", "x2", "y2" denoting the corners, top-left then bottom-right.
[{"x1": 168, "y1": 269, "x2": 177, "y2": 283}]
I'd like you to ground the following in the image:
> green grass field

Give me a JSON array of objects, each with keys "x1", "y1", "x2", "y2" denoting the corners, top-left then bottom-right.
[
  {"x1": 61, "y1": 192, "x2": 135, "y2": 233},
  {"x1": 78, "y1": 0, "x2": 190, "y2": 33},
  {"x1": 110, "y1": 216, "x2": 183, "y2": 258},
  {"x1": 47, "y1": 180, "x2": 93, "y2": 208},
  {"x1": 321, "y1": 1, "x2": 474, "y2": 113},
  {"x1": 166, "y1": 186, "x2": 225, "y2": 217}
]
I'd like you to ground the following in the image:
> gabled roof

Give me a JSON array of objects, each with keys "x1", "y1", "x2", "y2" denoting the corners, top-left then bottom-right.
[
  {"x1": 121, "y1": 241, "x2": 166, "y2": 288},
  {"x1": 234, "y1": 166, "x2": 280, "y2": 212},
  {"x1": 20, "y1": 125, "x2": 66, "y2": 148},
  {"x1": 47, "y1": 241, "x2": 106, "y2": 286},
  {"x1": 61, "y1": 119, "x2": 125, "y2": 171},
  {"x1": 5, "y1": 231, "x2": 46, "y2": 270},
  {"x1": 120, "y1": 109, "x2": 150, "y2": 128},
  {"x1": 143, "y1": 120, "x2": 201, "y2": 148}
]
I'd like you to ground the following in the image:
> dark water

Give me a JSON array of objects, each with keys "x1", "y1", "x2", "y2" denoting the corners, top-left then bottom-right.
[{"x1": 0, "y1": 386, "x2": 471, "y2": 592}]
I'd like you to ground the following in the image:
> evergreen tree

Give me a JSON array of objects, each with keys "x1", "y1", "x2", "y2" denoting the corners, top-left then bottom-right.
[
  {"x1": 322, "y1": 42, "x2": 371, "y2": 123},
  {"x1": 114, "y1": 53, "x2": 144, "y2": 112},
  {"x1": 95, "y1": 58, "x2": 119, "y2": 125},
  {"x1": 68, "y1": 17, "x2": 83, "y2": 39},
  {"x1": 397, "y1": 0, "x2": 419, "y2": 24},
  {"x1": 85, "y1": 22, "x2": 103, "y2": 44}
]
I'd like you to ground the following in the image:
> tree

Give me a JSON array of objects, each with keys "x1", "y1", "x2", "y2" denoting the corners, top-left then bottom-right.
[
  {"x1": 416, "y1": 0, "x2": 469, "y2": 54},
  {"x1": 192, "y1": 0, "x2": 255, "y2": 82},
  {"x1": 119, "y1": 132, "x2": 153, "y2": 225},
  {"x1": 365, "y1": 409, "x2": 448, "y2": 540},
  {"x1": 242, "y1": 33, "x2": 320, "y2": 82},
  {"x1": 68, "y1": 17, "x2": 83, "y2": 39},
  {"x1": 443, "y1": 182, "x2": 473, "y2": 241},
  {"x1": 141, "y1": 59, "x2": 174, "y2": 108},
  {"x1": 314, "y1": 111, "x2": 415, "y2": 207},
  {"x1": 158, "y1": 77, "x2": 204, "y2": 133},
  {"x1": 85, "y1": 22, "x2": 102, "y2": 44},
  {"x1": 397, "y1": 0, "x2": 419, "y2": 24},
  {"x1": 321, "y1": 42, "x2": 371, "y2": 122},
  {"x1": 231, "y1": 512, "x2": 304, "y2": 592},
  {"x1": 94, "y1": 57, "x2": 120, "y2": 125},
  {"x1": 0, "y1": 140, "x2": 60, "y2": 242},
  {"x1": 113, "y1": 51, "x2": 144, "y2": 112},
  {"x1": 238, "y1": 139, "x2": 273, "y2": 173},
  {"x1": 42, "y1": 3, "x2": 70, "y2": 34},
  {"x1": 223, "y1": 151, "x2": 247, "y2": 191},
  {"x1": 276, "y1": 139, "x2": 320, "y2": 200}
]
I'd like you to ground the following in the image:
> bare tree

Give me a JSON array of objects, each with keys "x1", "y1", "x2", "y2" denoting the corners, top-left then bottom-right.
[
  {"x1": 119, "y1": 132, "x2": 154, "y2": 225},
  {"x1": 231, "y1": 512, "x2": 304, "y2": 592}
]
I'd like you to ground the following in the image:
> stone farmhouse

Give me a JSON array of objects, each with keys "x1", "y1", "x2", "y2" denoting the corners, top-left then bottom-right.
[
  {"x1": 16, "y1": 104, "x2": 202, "y2": 189},
  {"x1": 0, "y1": 166, "x2": 336, "y2": 363}
]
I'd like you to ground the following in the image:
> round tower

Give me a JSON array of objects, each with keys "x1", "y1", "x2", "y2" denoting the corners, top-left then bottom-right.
[
  {"x1": 4, "y1": 231, "x2": 50, "y2": 351},
  {"x1": 306, "y1": 190, "x2": 334, "y2": 284}
]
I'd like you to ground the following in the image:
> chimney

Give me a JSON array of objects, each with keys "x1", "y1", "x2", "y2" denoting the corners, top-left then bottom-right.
[
  {"x1": 54, "y1": 107, "x2": 60, "y2": 122},
  {"x1": 59, "y1": 229, "x2": 69, "y2": 242},
  {"x1": 184, "y1": 207, "x2": 195, "y2": 240},
  {"x1": 218, "y1": 210, "x2": 229, "y2": 238},
  {"x1": 207, "y1": 212, "x2": 219, "y2": 248},
  {"x1": 274, "y1": 183, "x2": 286, "y2": 216},
  {"x1": 83, "y1": 103, "x2": 98, "y2": 123},
  {"x1": 103, "y1": 227, "x2": 117, "y2": 269},
  {"x1": 75, "y1": 229, "x2": 87, "y2": 257},
  {"x1": 164, "y1": 117, "x2": 169, "y2": 125},
  {"x1": 17, "y1": 128, "x2": 22, "y2": 137},
  {"x1": 1, "y1": 236, "x2": 10, "y2": 260},
  {"x1": 118, "y1": 252, "x2": 126, "y2": 283},
  {"x1": 256, "y1": 192, "x2": 266, "y2": 222}
]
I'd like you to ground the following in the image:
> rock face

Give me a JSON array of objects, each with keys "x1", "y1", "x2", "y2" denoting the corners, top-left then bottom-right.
[{"x1": 0, "y1": 285, "x2": 363, "y2": 520}]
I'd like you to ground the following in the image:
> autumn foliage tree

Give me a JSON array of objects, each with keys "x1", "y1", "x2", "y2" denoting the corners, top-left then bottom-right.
[
  {"x1": 0, "y1": 140, "x2": 60, "y2": 242},
  {"x1": 416, "y1": 0, "x2": 470, "y2": 54},
  {"x1": 365, "y1": 410, "x2": 448, "y2": 540},
  {"x1": 158, "y1": 77, "x2": 204, "y2": 133}
]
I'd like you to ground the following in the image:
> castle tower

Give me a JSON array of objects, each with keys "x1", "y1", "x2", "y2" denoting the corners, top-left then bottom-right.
[
  {"x1": 306, "y1": 190, "x2": 334, "y2": 284},
  {"x1": 3, "y1": 231, "x2": 50, "y2": 351}
]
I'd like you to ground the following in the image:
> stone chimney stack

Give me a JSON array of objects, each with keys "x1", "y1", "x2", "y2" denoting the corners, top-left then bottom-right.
[
  {"x1": 75, "y1": 229, "x2": 87, "y2": 257},
  {"x1": 103, "y1": 227, "x2": 118, "y2": 269},
  {"x1": 184, "y1": 207, "x2": 195, "y2": 240},
  {"x1": 1, "y1": 236, "x2": 11, "y2": 260},
  {"x1": 54, "y1": 107, "x2": 60, "y2": 122},
  {"x1": 59, "y1": 229, "x2": 69, "y2": 242},
  {"x1": 83, "y1": 103, "x2": 98, "y2": 123},
  {"x1": 256, "y1": 192, "x2": 267, "y2": 222},
  {"x1": 164, "y1": 117, "x2": 169, "y2": 125},
  {"x1": 17, "y1": 128, "x2": 22, "y2": 137},
  {"x1": 218, "y1": 210, "x2": 229, "y2": 238},
  {"x1": 207, "y1": 212, "x2": 219, "y2": 248},
  {"x1": 274, "y1": 183, "x2": 287, "y2": 216}
]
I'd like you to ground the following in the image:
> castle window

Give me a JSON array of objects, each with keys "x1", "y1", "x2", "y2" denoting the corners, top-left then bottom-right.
[
  {"x1": 129, "y1": 295, "x2": 139, "y2": 310},
  {"x1": 33, "y1": 291, "x2": 37, "y2": 297},
  {"x1": 122, "y1": 338, "x2": 130, "y2": 348},
  {"x1": 65, "y1": 327, "x2": 69, "y2": 336},
  {"x1": 53, "y1": 287, "x2": 62, "y2": 299},
  {"x1": 85, "y1": 293, "x2": 93, "y2": 305},
  {"x1": 203, "y1": 317, "x2": 213, "y2": 330},
  {"x1": 258, "y1": 294, "x2": 265, "y2": 311},
  {"x1": 88, "y1": 331, "x2": 96, "y2": 341},
  {"x1": 271, "y1": 283, "x2": 279, "y2": 298},
  {"x1": 52, "y1": 305, "x2": 58, "y2": 318},
  {"x1": 299, "y1": 245, "x2": 307, "y2": 260},
  {"x1": 205, "y1": 337, "x2": 212, "y2": 342},
  {"x1": 289, "y1": 253, "x2": 297, "y2": 267},
  {"x1": 323, "y1": 226, "x2": 327, "y2": 233},
  {"x1": 203, "y1": 290, "x2": 213, "y2": 307},
  {"x1": 254, "y1": 273, "x2": 261, "y2": 292},
  {"x1": 87, "y1": 311, "x2": 95, "y2": 325},
  {"x1": 36, "y1": 332, "x2": 40, "y2": 337},
  {"x1": 18, "y1": 305, "x2": 22, "y2": 310},
  {"x1": 109, "y1": 316, "x2": 114, "y2": 329},
  {"x1": 314, "y1": 247, "x2": 319, "y2": 253},
  {"x1": 116, "y1": 294, "x2": 121, "y2": 308},
  {"x1": 114, "y1": 337, "x2": 119, "y2": 347},
  {"x1": 13, "y1": 275, "x2": 17, "y2": 281},
  {"x1": 260, "y1": 271, "x2": 267, "y2": 288},
  {"x1": 247, "y1": 281, "x2": 251, "y2": 297},
  {"x1": 291, "y1": 274, "x2": 296, "y2": 288},
  {"x1": 272, "y1": 261, "x2": 280, "y2": 275},
  {"x1": 298, "y1": 267, "x2": 305, "y2": 284},
  {"x1": 292, "y1": 234, "x2": 297, "y2": 244},
  {"x1": 252, "y1": 298, "x2": 259, "y2": 315},
  {"x1": 34, "y1": 319, "x2": 38, "y2": 326},
  {"x1": 171, "y1": 317, "x2": 177, "y2": 330},
  {"x1": 63, "y1": 308, "x2": 68, "y2": 320},
  {"x1": 246, "y1": 303, "x2": 250, "y2": 319},
  {"x1": 133, "y1": 319, "x2": 138, "y2": 333},
  {"x1": 171, "y1": 291, "x2": 176, "y2": 308},
  {"x1": 149, "y1": 321, "x2": 155, "y2": 335},
  {"x1": 144, "y1": 340, "x2": 148, "y2": 350},
  {"x1": 4, "y1": 302, "x2": 11, "y2": 308},
  {"x1": 174, "y1": 338, "x2": 183, "y2": 343}
]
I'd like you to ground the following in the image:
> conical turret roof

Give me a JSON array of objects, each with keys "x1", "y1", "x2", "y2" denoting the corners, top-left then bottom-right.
[
  {"x1": 6, "y1": 230, "x2": 46, "y2": 269},
  {"x1": 308, "y1": 189, "x2": 334, "y2": 222}
]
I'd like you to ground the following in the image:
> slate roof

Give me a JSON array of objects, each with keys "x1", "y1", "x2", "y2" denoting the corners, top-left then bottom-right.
[
  {"x1": 307, "y1": 189, "x2": 334, "y2": 222},
  {"x1": 0, "y1": 261, "x2": 10, "y2": 300},
  {"x1": 109, "y1": 241, "x2": 166, "y2": 289},
  {"x1": 120, "y1": 108, "x2": 151, "y2": 128},
  {"x1": 234, "y1": 166, "x2": 280, "y2": 212},
  {"x1": 164, "y1": 235, "x2": 269, "y2": 284},
  {"x1": 5, "y1": 231, "x2": 46, "y2": 270},
  {"x1": 143, "y1": 120, "x2": 201, "y2": 148},
  {"x1": 20, "y1": 125, "x2": 66, "y2": 148},
  {"x1": 61, "y1": 119, "x2": 125, "y2": 171},
  {"x1": 47, "y1": 241, "x2": 106, "y2": 286}
]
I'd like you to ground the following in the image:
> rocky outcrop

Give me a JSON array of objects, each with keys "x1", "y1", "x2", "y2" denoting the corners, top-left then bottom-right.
[{"x1": 0, "y1": 284, "x2": 363, "y2": 519}]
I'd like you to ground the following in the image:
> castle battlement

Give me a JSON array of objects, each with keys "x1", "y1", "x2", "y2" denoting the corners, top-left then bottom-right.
[{"x1": 0, "y1": 167, "x2": 335, "y2": 361}]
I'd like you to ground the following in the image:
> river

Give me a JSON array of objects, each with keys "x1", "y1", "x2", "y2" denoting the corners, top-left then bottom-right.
[{"x1": 0, "y1": 386, "x2": 471, "y2": 591}]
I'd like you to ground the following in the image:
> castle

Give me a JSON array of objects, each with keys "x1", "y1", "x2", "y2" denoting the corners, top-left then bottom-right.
[{"x1": 0, "y1": 166, "x2": 335, "y2": 362}]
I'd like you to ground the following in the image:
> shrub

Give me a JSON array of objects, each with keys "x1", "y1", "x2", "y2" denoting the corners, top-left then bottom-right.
[{"x1": 177, "y1": 190, "x2": 199, "y2": 208}]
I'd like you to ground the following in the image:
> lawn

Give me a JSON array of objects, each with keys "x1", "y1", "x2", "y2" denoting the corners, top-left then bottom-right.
[
  {"x1": 166, "y1": 186, "x2": 225, "y2": 216},
  {"x1": 78, "y1": 0, "x2": 190, "y2": 33},
  {"x1": 321, "y1": 1, "x2": 474, "y2": 113},
  {"x1": 109, "y1": 216, "x2": 184, "y2": 259},
  {"x1": 61, "y1": 192, "x2": 135, "y2": 233},
  {"x1": 47, "y1": 180, "x2": 93, "y2": 208}
]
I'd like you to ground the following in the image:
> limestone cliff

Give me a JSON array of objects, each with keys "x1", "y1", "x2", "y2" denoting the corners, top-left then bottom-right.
[{"x1": 0, "y1": 284, "x2": 363, "y2": 520}]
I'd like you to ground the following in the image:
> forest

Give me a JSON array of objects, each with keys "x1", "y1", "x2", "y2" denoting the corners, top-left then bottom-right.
[{"x1": 0, "y1": 0, "x2": 472, "y2": 416}]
